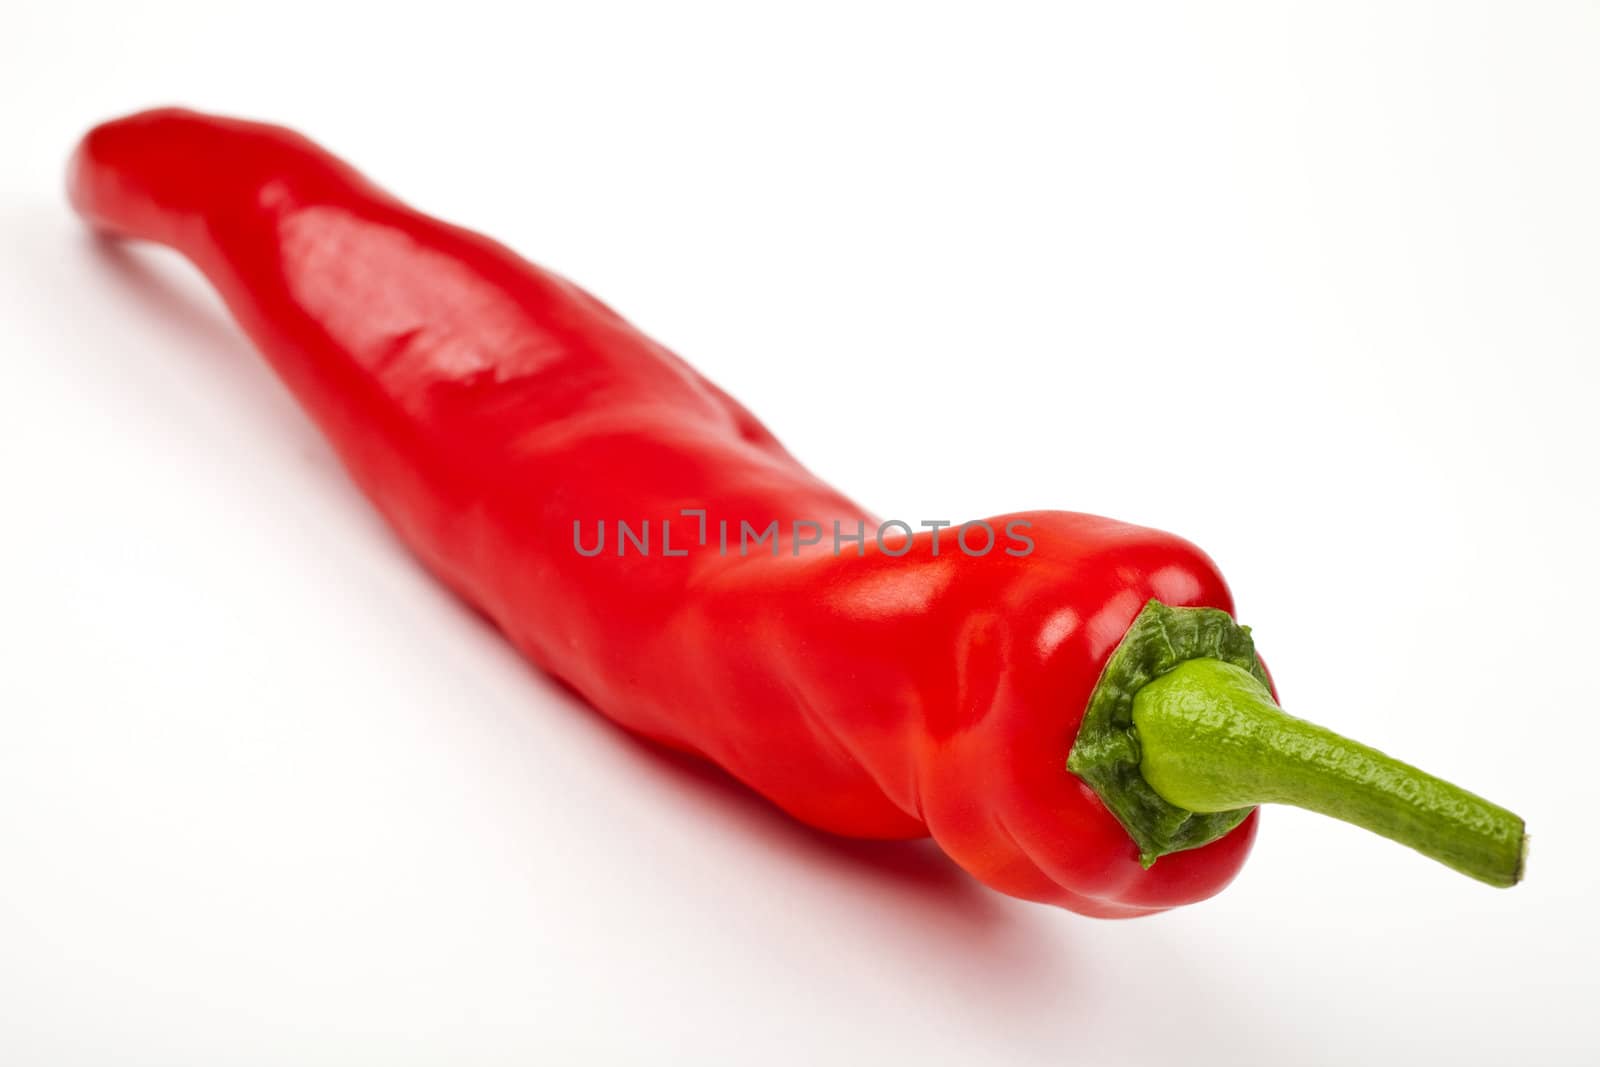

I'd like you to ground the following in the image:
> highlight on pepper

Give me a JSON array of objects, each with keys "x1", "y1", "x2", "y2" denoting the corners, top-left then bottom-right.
[{"x1": 67, "y1": 108, "x2": 1526, "y2": 918}]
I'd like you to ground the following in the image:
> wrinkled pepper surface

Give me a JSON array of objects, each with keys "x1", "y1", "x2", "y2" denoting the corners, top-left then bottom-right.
[{"x1": 69, "y1": 109, "x2": 1525, "y2": 917}]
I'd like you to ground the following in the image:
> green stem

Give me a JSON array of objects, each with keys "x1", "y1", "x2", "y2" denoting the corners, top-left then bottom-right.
[{"x1": 1131, "y1": 658, "x2": 1527, "y2": 888}]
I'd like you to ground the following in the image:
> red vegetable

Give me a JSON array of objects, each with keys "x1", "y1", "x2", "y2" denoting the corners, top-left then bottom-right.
[{"x1": 69, "y1": 109, "x2": 1524, "y2": 918}]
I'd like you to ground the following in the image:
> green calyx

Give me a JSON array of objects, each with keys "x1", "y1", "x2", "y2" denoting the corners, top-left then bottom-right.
[
  {"x1": 1067, "y1": 599, "x2": 1265, "y2": 867},
  {"x1": 1068, "y1": 599, "x2": 1528, "y2": 887}
]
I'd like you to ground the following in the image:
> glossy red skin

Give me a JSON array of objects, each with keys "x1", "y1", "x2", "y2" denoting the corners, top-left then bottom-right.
[{"x1": 69, "y1": 109, "x2": 1257, "y2": 917}]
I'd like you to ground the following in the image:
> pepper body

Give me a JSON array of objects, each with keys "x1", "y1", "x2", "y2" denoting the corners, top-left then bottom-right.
[{"x1": 69, "y1": 109, "x2": 1256, "y2": 917}]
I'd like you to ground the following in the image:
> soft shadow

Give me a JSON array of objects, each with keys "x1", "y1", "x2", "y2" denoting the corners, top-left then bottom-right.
[
  {"x1": 77, "y1": 226, "x2": 1063, "y2": 982},
  {"x1": 76, "y1": 235, "x2": 331, "y2": 457},
  {"x1": 81, "y1": 236, "x2": 244, "y2": 355},
  {"x1": 516, "y1": 662, "x2": 1023, "y2": 936}
]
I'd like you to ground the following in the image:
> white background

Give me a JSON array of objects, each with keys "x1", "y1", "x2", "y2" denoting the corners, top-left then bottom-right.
[{"x1": 4, "y1": 3, "x2": 1597, "y2": 1064}]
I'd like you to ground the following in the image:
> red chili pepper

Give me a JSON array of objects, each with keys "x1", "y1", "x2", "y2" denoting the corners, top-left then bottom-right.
[{"x1": 69, "y1": 109, "x2": 1525, "y2": 917}]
